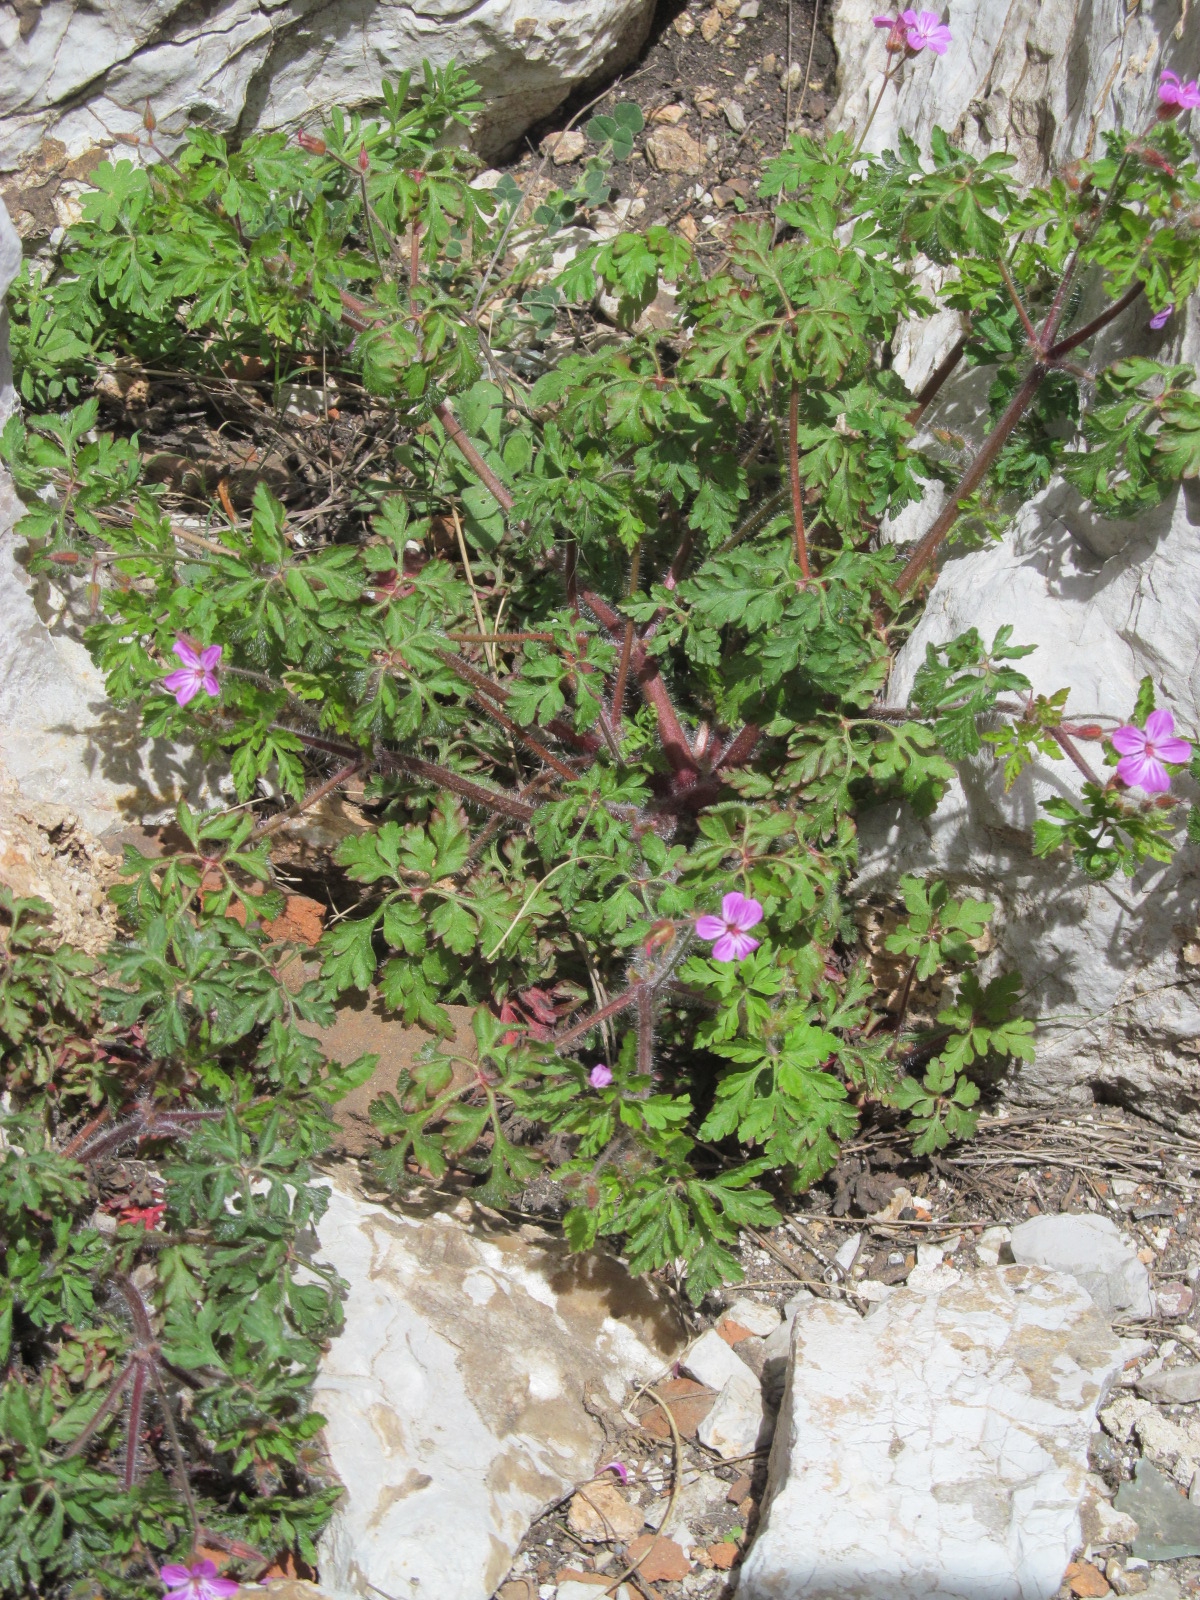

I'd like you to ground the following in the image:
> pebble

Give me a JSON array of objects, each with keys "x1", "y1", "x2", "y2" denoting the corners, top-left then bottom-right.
[
  {"x1": 567, "y1": 1482, "x2": 644, "y2": 1543},
  {"x1": 721, "y1": 99, "x2": 747, "y2": 132},
  {"x1": 1157, "y1": 1283, "x2": 1194, "y2": 1318},
  {"x1": 1010, "y1": 1213, "x2": 1153, "y2": 1319},
  {"x1": 672, "y1": 10, "x2": 695, "y2": 34},
  {"x1": 644, "y1": 127, "x2": 704, "y2": 176},
  {"x1": 699, "y1": 8, "x2": 722, "y2": 40},
  {"x1": 1115, "y1": 1460, "x2": 1200, "y2": 1559},
  {"x1": 625, "y1": 1535, "x2": 692, "y2": 1583},
  {"x1": 542, "y1": 130, "x2": 587, "y2": 165},
  {"x1": 1136, "y1": 1364, "x2": 1200, "y2": 1404},
  {"x1": 696, "y1": 1368, "x2": 768, "y2": 1459},
  {"x1": 724, "y1": 1296, "x2": 782, "y2": 1336},
  {"x1": 975, "y1": 1225, "x2": 1012, "y2": 1267},
  {"x1": 1064, "y1": 1559, "x2": 1111, "y2": 1597}
]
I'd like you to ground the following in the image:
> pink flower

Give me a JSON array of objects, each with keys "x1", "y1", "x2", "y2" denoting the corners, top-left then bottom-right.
[
  {"x1": 1111, "y1": 708, "x2": 1192, "y2": 794},
  {"x1": 160, "y1": 1562, "x2": 239, "y2": 1600},
  {"x1": 695, "y1": 892, "x2": 763, "y2": 962},
  {"x1": 874, "y1": 8, "x2": 952, "y2": 53},
  {"x1": 599, "y1": 1461, "x2": 629, "y2": 1484},
  {"x1": 1149, "y1": 303, "x2": 1175, "y2": 330},
  {"x1": 162, "y1": 638, "x2": 222, "y2": 706},
  {"x1": 1159, "y1": 71, "x2": 1200, "y2": 111},
  {"x1": 589, "y1": 1063, "x2": 613, "y2": 1087}
]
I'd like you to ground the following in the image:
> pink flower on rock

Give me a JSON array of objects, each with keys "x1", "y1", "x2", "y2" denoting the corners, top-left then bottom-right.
[
  {"x1": 162, "y1": 638, "x2": 222, "y2": 706},
  {"x1": 874, "y1": 8, "x2": 952, "y2": 53},
  {"x1": 1149, "y1": 303, "x2": 1175, "y2": 330},
  {"x1": 696, "y1": 892, "x2": 763, "y2": 962},
  {"x1": 160, "y1": 1562, "x2": 239, "y2": 1600},
  {"x1": 1159, "y1": 71, "x2": 1200, "y2": 112},
  {"x1": 589, "y1": 1063, "x2": 614, "y2": 1087},
  {"x1": 599, "y1": 1461, "x2": 629, "y2": 1483},
  {"x1": 1111, "y1": 709, "x2": 1192, "y2": 794}
]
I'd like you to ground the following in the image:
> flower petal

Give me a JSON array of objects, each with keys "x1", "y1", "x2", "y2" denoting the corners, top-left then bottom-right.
[
  {"x1": 1117, "y1": 752, "x2": 1170, "y2": 793},
  {"x1": 721, "y1": 891, "x2": 763, "y2": 931},
  {"x1": 200, "y1": 671, "x2": 221, "y2": 697},
  {"x1": 727, "y1": 932, "x2": 760, "y2": 961},
  {"x1": 872, "y1": 13, "x2": 897, "y2": 24},
  {"x1": 710, "y1": 932, "x2": 740, "y2": 961},
  {"x1": 1155, "y1": 735, "x2": 1193, "y2": 764},
  {"x1": 695, "y1": 914, "x2": 726, "y2": 940},
  {"x1": 1110, "y1": 724, "x2": 1146, "y2": 756},
  {"x1": 201, "y1": 1580, "x2": 240, "y2": 1599},
  {"x1": 589, "y1": 1063, "x2": 614, "y2": 1087},
  {"x1": 163, "y1": 669, "x2": 200, "y2": 707},
  {"x1": 1144, "y1": 708, "x2": 1177, "y2": 742},
  {"x1": 159, "y1": 1568, "x2": 192, "y2": 1586},
  {"x1": 198, "y1": 644, "x2": 223, "y2": 670},
  {"x1": 172, "y1": 638, "x2": 201, "y2": 669}
]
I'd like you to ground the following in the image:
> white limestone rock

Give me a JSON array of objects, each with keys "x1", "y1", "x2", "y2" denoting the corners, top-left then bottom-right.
[
  {"x1": 696, "y1": 1368, "x2": 768, "y2": 1461},
  {"x1": 0, "y1": 0, "x2": 655, "y2": 217},
  {"x1": 736, "y1": 1264, "x2": 1124, "y2": 1600},
  {"x1": 831, "y1": 0, "x2": 1200, "y2": 1128},
  {"x1": 1010, "y1": 1213, "x2": 1154, "y2": 1320},
  {"x1": 311, "y1": 1176, "x2": 682, "y2": 1600},
  {"x1": 682, "y1": 1326, "x2": 755, "y2": 1391}
]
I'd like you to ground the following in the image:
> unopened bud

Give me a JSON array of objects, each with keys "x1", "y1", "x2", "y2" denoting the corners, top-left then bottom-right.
[
  {"x1": 49, "y1": 550, "x2": 80, "y2": 565},
  {"x1": 644, "y1": 919, "x2": 676, "y2": 956},
  {"x1": 358, "y1": 144, "x2": 370, "y2": 173},
  {"x1": 1073, "y1": 724, "x2": 1103, "y2": 740},
  {"x1": 143, "y1": 100, "x2": 156, "y2": 133},
  {"x1": 296, "y1": 131, "x2": 327, "y2": 155}
]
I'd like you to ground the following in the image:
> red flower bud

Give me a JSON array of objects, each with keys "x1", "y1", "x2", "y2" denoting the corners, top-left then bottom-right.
[
  {"x1": 358, "y1": 144, "x2": 370, "y2": 173},
  {"x1": 143, "y1": 100, "x2": 156, "y2": 133},
  {"x1": 296, "y1": 131, "x2": 327, "y2": 155}
]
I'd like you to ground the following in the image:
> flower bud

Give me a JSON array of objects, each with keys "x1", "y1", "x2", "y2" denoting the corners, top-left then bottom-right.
[
  {"x1": 143, "y1": 100, "x2": 156, "y2": 133},
  {"x1": 358, "y1": 144, "x2": 370, "y2": 173},
  {"x1": 296, "y1": 131, "x2": 327, "y2": 155}
]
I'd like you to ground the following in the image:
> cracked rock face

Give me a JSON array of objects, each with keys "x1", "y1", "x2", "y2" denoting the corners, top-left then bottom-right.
[
  {"x1": 833, "y1": 0, "x2": 1200, "y2": 1129},
  {"x1": 736, "y1": 1265, "x2": 1124, "y2": 1600},
  {"x1": 0, "y1": 0, "x2": 654, "y2": 225},
  {"x1": 311, "y1": 1175, "x2": 683, "y2": 1600}
]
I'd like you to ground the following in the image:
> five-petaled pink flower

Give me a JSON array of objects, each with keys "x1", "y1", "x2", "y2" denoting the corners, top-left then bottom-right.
[
  {"x1": 1111, "y1": 709, "x2": 1192, "y2": 794},
  {"x1": 696, "y1": 892, "x2": 764, "y2": 962},
  {"x1": 589, "y1": 1063, "x2": 613, "y2": 1087},
  {"x1": 1159, "y1": 71, "x2": 1200, "y2": 112},
  {"x1": 159, "y1": 1561, "x2": 239, "y2": 1600},
  {"x1": 873, "y1": 8, "x2": 953, "y2": 53},
  {"x1": 162, "y1": 638, "x2": 222, "y2": 706},
  {"x1": 1149, "y1": 303, "x2": 1175, "y2": 330}
]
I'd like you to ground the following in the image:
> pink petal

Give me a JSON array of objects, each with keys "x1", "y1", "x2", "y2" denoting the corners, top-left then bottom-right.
[
  {"x1": 201, "y1": 1581, "x2": 240, "y2": 1600},
  {"x1": 696, "y1": 914, "x2": 726, "y2": 940},
  {"x1": 1144, "y1": 708, "x2": 1176, "y2": 742},
  {"x1": 163, "y1": 669, "x2": 200, "y2": 706},
  {"x1": 1110, "y1": 724, "x2": 1146, "y2": 756},
  {"x1": 899, "y1": 7, "x2": 919, "y2": 20},
  {"x1": 599, "y1": 1460, "x2": 629, "y2": 1483},
  {"x1": 712, "y1": 930, "x2": 759, "y2": 961},
  {"x1": 198, "y1": 644, "x2": 223, "y2": 670},
  {"x1": 589, "y1": 1063, "x2": 613, "y2": 1087},
  {"x1": 159, "y1": 1568, "x2": 192, "y2": 1587},
  {"x1": 191, "y1": 1565, "x2": 219, "y2": 1581},
  {"x1": 1154, "y1": 735, "x2": 1192, "y2": 764},
  {"x1": 199, "y1": 671, "x2": 221, "y2": 697},
  {"x1": 873, "y1": 13, "x2": 897, "y2": 23},
  {"x1": 172, "y1": 638, "x2": 201, "y2": 669},
  {"x1": 1117, "y1": 752, "x2": 1170, "y2": 793},
  {"x1": 721, "y1": 891, "x2": 763, "y2": 931}
]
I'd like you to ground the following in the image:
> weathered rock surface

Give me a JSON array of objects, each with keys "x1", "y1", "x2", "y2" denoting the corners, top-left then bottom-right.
[
  {"x1": 0, "y1": 0, "x2": 655, "y2": 226},
  {"x1": 1011, "y1": 1213, "x2": 1154, "y2": 1320},
  {"x1": 1116, "y1": 1460, "x2": 1200, "y2": 1560},
  {"x1": 311, "y1": 1175, "x2": 683, "y2": 1600},
  {"x1": 0, "y1": 758, "x2": 118, "y2": 952},
  {"x1": 834, "y1": 0, "x2": 1200, "y2": 1126},
  {"x1": 736, "y1": 1265, "x2": 1124, "y2": 1600}
]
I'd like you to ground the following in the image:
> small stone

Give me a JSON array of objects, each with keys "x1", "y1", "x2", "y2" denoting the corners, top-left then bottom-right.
[
  {"x1": 779, "y1": 61, "x2": 803, "y2": 90},
  {"x1": 498, "y1": 1584, "x2": 536, "y2": 1600},
  {"x1": 708, "y1": 1543, "x2": 739, "y2": 1570},
  {"x1": 1134, "y1": 1410, "x2": 1200, "y2": 1486},
  {"x1": 1010, "y1": 1214, "x2": 1154, "y2": 1319},
  {"x1": 650, "y1": 103, "x2": 688, "y2": 124},
  {"x1": 762, "y1": 51, "x2": 776, "y2": 71},
  {"x1": 644, "y1": 127, "x2": 705, "y2": 175},
  {"x1": 542, "y1": 129, "x2": 588, "y2": 165},
  {"x1": 1137, "y1": 1364, "x2": 1200, "y2": 1404},
  {"x1": 1101, "y1": 1394, "x2": 1155, "y2": 1442},
  {"x1": 672, "y1": 10, "x2": 695, "y2": 34},
  {"x1": 737, "y1": 0, "x2": 758, "y2": 14},
  {"x1": 677, "y1": 214, "x2": 699, "y2": 243},
  {"x1": 683, "y1": 1328, "x2": 752, "y2": 1390},
  {"x1": 638, "y1": 1376, "x2": 716, "y2": 1441},
  {"x1": 725, "y1": 1297, "x2": 782, "y2": 1336},
  {"x1": 1116, "y1": 1460, "x2": 1200, "y2": 1559},
  {"x1": 1065, "y1": 1560, "x2": 1112, "y2": 1597},
  {"x1": 976, "y1": 1225, "x2": 1013, "y2": 1267},
  {"x1": 697, "y1": 1371, "x2": 768, "y2": 1460},
  {"x1": 624, "y1": 1535, "x2": 692, "y2": 1583},
  {"x1": 1158, "y1": 1284, "x2": 1194, "y2": 1319},
  {"x1": 568, "y1": 1482, "x2": 644, "y2": 1544},
  {"x1": 721, "y1": 98, "x2": 747, "y2": 132},
  {"x1": 699, "y1": 7, "x2": 722, "y2": 39},
  {"x1": 1081, "y1": 1480, "x2": 1141, "y2": 1546},
  {"x1": 712, "y1": 184, "x2": 737, "y2": 208},
  {"x1": 835, "y1": 1235, "x2": 863, "y2": 1273},
  {"x1": 1105, "y1": 1561, "x2": 1147, "y2": 1596},
  {"x1": 727, "y1": 1473, "x2": 753, "y2": 1503}
]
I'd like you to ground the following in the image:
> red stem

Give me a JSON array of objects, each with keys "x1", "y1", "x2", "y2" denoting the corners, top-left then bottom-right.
[
  {"x1": 1047, "y1": 281, "x2": 1143, "y2": 360},
  {"x1": 434, "y1": 401, "x2": 514, "y2": 514},
  {"x1": 906, "y1": 335, "x2": 968, "y2": 426},
  {"x1": 787, "y1": 380, "x2": 809, "y2": 580},
  {"x1": 553, "y1": 983, "x2": 642, "y2": 1051}
]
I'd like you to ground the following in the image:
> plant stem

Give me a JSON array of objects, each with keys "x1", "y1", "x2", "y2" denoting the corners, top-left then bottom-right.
[
  {"x1": 553, "y1": 983, "x2": 643, "y2": 1051},
  {"x1": 895, "y1": 362, "x2": 1047, "y2": 595},
  {"x1": 905, "y1": 334, "x2": 968, "y2": 426},
  {"x1": 787, "y1": 379, "x2": 809, "y2": 580},
  {"x1": 1049, "y1": 725, "x2": 1102, "y2": 785},
  {"x1": 1047, "y1": 281, "x2": 1143, "y2": 360},
  {"x1": 253, "y1": 759, "x2": 364, "y2": 839},
  {"x1": 434, "y1": 401, "x2": 514, "y2": 513}
]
